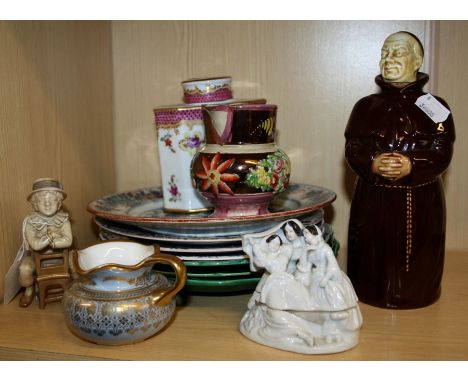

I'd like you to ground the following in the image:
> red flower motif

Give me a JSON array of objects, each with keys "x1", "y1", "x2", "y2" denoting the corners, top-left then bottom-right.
[
  {"x1": 169, "y1": 185, "x2": 179, "y2": 197},
  {"x1": 164, "y1": 138, "x2": 172, "y2": 147},
  {"x1": 195, "y1": 152, "x2": 240, "y2": 197},
  {"x1": 270, "y1": 172, "x2": 280, "y2": 189}
]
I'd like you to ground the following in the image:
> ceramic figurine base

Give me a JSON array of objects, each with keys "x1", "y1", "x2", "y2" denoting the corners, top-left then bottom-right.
[
  {"x1": 240, "y1": 219, "x2": 362, "y2": 355},
  {"x1": 240, "y1": 305, "x2": 361, "y2": 354}
]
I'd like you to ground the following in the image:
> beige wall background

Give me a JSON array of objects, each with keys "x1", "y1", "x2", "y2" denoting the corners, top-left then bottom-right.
[
  {"x1": 113, "y1": 20, "x2": 467, "y2": 261},
  {"x1": 436, "y1": 21, "x2": 468, "y2": 251},
  {"x1": 0, "y1": 21, "x2": 115, "y2": 299}
]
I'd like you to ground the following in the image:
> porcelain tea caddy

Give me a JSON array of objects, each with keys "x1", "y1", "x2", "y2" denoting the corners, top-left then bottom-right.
[
  {"x1": 154, "y1": 105, "x2": 212, "y2": 212},
  {"x1": 62, "y1": 241, "x2": 186, "y2": 345},
  {"x1": 191, "y1": 103, "x2": 291, "y2": 217}
]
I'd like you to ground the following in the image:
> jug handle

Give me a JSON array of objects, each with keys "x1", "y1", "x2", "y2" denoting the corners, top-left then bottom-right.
[
  {"x1": 203, "y1": 106, "x2": 233, "y2": 145},
  {"x1": 149, "y1": 252, "x2": 187, "y2": 306},
  {"x1": 69, "y1": 249, "x2": 79, "y2": 278},
  {"x1": 219, "y1": 106, "x2": 233, "y2": 144}
]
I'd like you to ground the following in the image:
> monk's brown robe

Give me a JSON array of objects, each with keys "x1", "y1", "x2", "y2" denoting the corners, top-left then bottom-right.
[{"x1": 345, "y1": 73, "x2": 455, "y2": 309}]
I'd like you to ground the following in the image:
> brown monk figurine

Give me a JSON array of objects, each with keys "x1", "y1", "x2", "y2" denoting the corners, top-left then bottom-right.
[{"x1": 345, "y1": 31, "x2": 455, "y2": 309}]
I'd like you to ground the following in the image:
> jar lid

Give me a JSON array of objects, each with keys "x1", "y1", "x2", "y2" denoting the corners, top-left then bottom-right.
[{"x1": 181, "y1": 76, "x2": 233, "y2": 104}]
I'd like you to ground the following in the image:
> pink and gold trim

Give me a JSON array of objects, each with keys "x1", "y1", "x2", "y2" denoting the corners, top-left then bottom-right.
[
  {"x1": 181, "y1": 76, "x2": 233, "y2": 104},
  {"x1": 154, "y1": 106, "x2": 203, "y2": 128},
  {"x1": 184, "y1": 86, "x2": 232, "y2": 104}
]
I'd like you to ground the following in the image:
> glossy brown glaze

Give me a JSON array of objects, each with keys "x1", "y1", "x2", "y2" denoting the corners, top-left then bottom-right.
[
  {"x1": 345, "y1": 73, "x2": 455, "y2": 309},
  {"x1": 191, "y1": 149, "x2": 290, "y2": 196},
  {"x1": 202, "y1": 104, "x2": 277, "y2": 144}
]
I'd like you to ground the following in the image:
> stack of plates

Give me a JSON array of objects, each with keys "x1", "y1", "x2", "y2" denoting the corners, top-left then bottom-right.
[{"x1": 88, "y1": 183, "x2": 337, "y2": 294}]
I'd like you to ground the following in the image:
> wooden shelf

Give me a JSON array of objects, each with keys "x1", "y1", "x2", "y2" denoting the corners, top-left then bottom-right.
[{"x1": 1, "y1": 251, "x2": 467, "y2": 360}]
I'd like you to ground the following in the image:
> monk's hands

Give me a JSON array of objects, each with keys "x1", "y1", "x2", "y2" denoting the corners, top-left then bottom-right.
[{"x1": 372, "y1": 152, "x2": 412, "y2": 181}]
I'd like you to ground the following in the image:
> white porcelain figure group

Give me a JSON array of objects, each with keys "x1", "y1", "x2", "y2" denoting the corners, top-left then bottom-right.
[{"x1": 240, "y1": 219, "x2": 362, "y2": 354}]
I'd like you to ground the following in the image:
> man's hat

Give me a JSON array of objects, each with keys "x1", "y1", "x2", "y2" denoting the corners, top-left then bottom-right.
[{"x1": 27, "y1": 178, "x2": 67, "y2": 201}]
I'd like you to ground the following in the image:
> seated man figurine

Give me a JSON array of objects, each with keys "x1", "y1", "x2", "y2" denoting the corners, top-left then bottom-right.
[
  {"x1": 18, "y1": 178, "x2": 73, "y2": 307},
  {"x1": 240, "y1": 219, "x2": 362, "y2": 354}
]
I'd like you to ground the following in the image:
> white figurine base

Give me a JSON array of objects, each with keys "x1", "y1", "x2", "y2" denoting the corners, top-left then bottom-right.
[{"x1": 240, "y1": 303, "x2": 361, "y2": 354}]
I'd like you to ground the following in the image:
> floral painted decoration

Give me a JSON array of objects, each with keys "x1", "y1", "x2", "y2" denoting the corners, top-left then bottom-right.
[
  {"x1": 168, "y1": 175, "x2": 182, "y2": 202},
  {"x1": 160, "y1": 133, "x2": 176, "y2": 154},
  {"x1": 245, "y1": 150, "x2": 291, "y2": 193},
  {"x1": 195, "y1": 152, "x2": 240, "y2": 197},
  {"x1": 179, "y1": 131, "x2": 203, "y2": 155}
]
